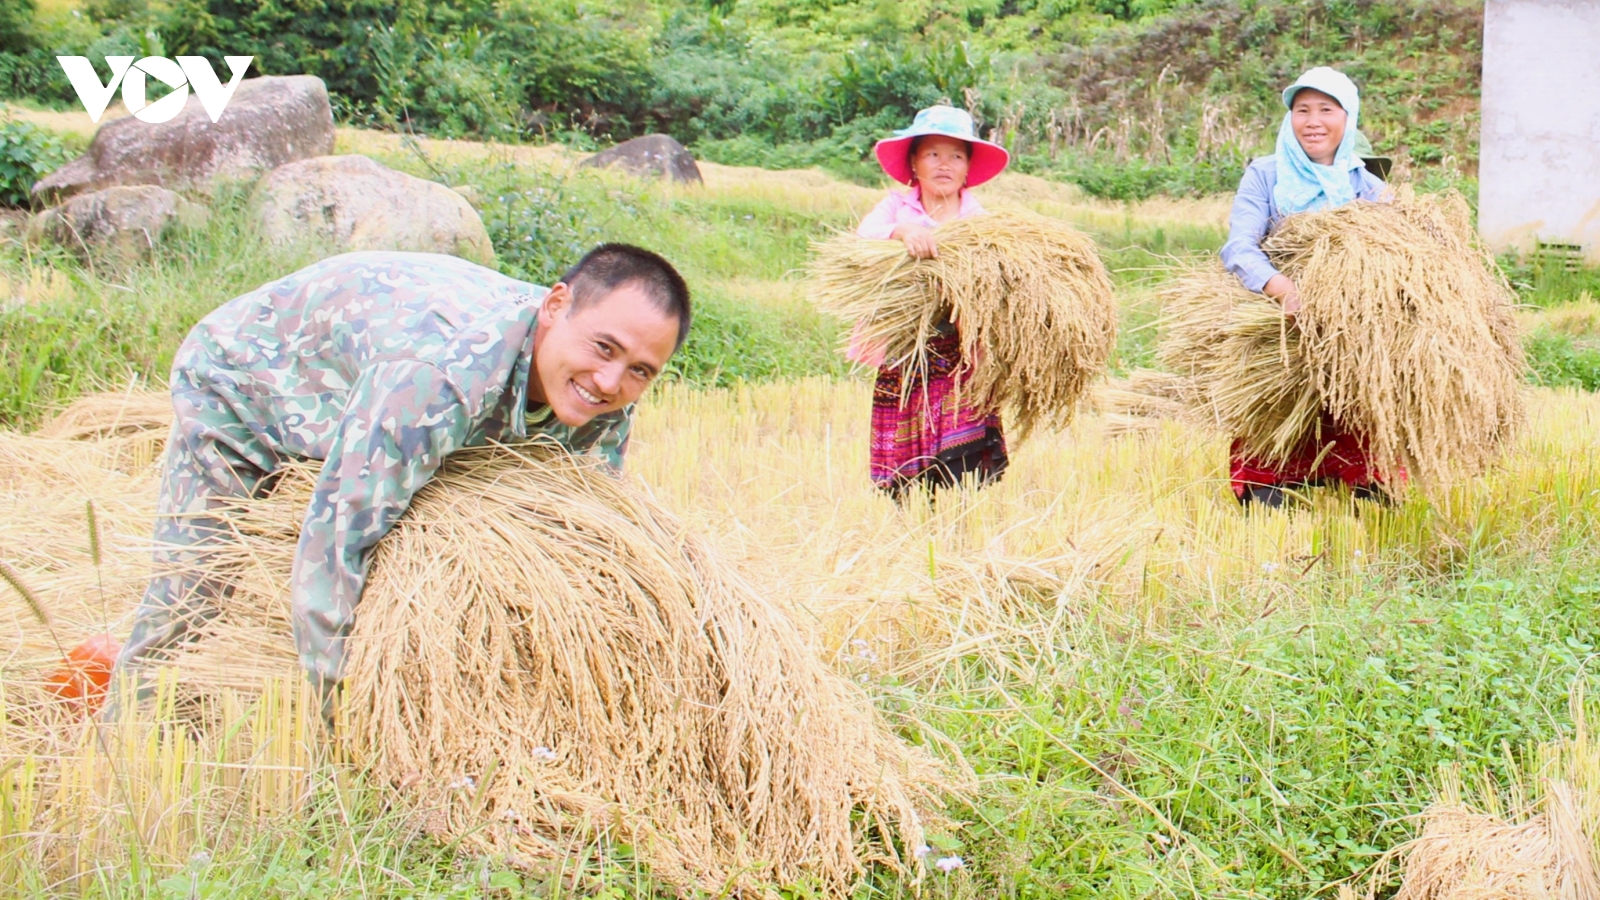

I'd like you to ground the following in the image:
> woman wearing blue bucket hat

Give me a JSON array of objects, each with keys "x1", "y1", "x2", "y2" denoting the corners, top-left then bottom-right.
[
  {"x1": 849, "y1": 104, "x2": 1012, "y2": 500},
  {"x1": 1219, "y1": 66, "x2": 1391, "y2": 508}
]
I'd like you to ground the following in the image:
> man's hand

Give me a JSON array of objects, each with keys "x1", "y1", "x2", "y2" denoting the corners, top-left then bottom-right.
[
  {"x1": 892, "y1": 224, "x2": 939, "y2": 259},
  {"x1": 1263, "y1": 273, "x2": 1301, "y2": 316}
]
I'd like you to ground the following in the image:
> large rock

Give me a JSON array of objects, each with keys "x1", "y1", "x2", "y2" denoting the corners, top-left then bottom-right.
[
  {"x1": 580, "y1": 134, "x2": 703, "y2": 184},
  {"x1": 32, "y1": 75, "x2": 334, "y2": 203},
  {"x1": 28, "y1": 185, "x2": 207, "y2": 259},
  {"x1": 252, "y1": 155, "x2": 495, "y2": 265}
]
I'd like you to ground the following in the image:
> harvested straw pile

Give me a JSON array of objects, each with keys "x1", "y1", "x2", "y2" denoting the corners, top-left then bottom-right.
[
  {"x1": 1154, "y1": 266, "x2": 1323, "y2": 460},
  {"x1": 1151, "y1": 189, "x2": 1524, "y2": 487},
  {"x1": 1087, "y1": 369, "x2": 1206, "y2": 439},
  {"x1": 161, "y1": 446, "x2": 941, "y2": 896},
  {"x1": 1353, "y1": 692, "x2": 1600, "y2": 900},
  {"x1": 809, "y1": 210, "x2": 1117, "y2": 437},
  {"x1": 36, "y1": 390, "x2": 174, "y2": 442}
]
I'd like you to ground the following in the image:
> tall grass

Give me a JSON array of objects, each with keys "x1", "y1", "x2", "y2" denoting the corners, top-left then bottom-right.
[{"x1": 0, "y1": 187, "x2": 323, "y2": 425}]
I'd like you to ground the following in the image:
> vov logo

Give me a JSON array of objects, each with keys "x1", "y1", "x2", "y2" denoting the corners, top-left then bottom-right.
[{"x1": 57, "y1": 56, "x2": 254, "y2": 124}]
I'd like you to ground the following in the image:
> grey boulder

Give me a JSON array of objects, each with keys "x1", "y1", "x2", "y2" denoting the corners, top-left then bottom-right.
[
  {"x1": 28, "y1": 185, "x2": 207, "y2": 259},
  {"x1": 580, "y1": 134, "x2": 703, "y2": 184},
  {"x1": 252, "y1": 155, "x2": 496, "y2": 266},
  {"x1": 32, "y1": 75, "x2": 335, "y2": 203}
]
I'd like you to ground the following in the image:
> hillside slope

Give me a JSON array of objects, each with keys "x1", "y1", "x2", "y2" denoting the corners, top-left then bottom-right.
[
  {"x1": 3, "y1": 0, "x2": 1485, "y2": 200},
  {"x1": 1032, "y1": 0, "x2": 1482, "y2": 188}
]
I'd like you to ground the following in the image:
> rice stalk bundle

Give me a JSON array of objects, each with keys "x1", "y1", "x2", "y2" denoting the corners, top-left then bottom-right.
[
  {"x1": 0, "y1": 393, "x2": 168, "y2": 724},
  {"x1": 1355, "y1": 691, "x2": 1600, "y2": 900},
  {"x1": 1154, "y1": 189, "x2": 1524, "y2": 487},
  {"x1": 36, "y1": 391, "x2": 174, "y2": 442},
  {"x1": 1154, "y1": 266, "x2": 1322, "y2": 462},
  {"x1": 808, "y1": 210, "x2": 1117, "y2": 438},
  {"x1": 160, "y1": 446, "x2": 941, "y2": 896}
]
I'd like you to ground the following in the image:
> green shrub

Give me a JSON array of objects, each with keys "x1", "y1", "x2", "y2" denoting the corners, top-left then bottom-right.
[
  {"x1": 0, "y1": 0, "x2": 78, "y2": 104},
  {"x1": 1500, "y1": 253, "x2": 1600, "y2": 310},
  {"x1": 154, "y1": 0, "x2": 401, "y2": 108},
  {"x1": 0, "y1": 119, "x2": 71, "y2": 207},
  {"x1": 446, "y1": 159, "x2": 637, "y2": 288},
  {"x1": 1, "y1": 0, "x2": 1490, "y2": 204},
  {"x1": 1524, "y1": 331, "x2": 1600, "y2": 392},
  {"x1": 1036, "y1": 152, "x2": 1244, "y2": 200},
  {"x1": 0, "y1": 49, "x2": 73, "y2": 104},
  {"x1": 0, "y1": 0, "x2": 35, "y2": 55},
  {"x1": 493, "y1": 0, "x2": 653, "y2": 136}
]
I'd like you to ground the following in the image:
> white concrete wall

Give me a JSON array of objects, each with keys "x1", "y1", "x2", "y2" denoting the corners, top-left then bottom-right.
[{"x1": 1479, "y1": 0, "x2": 1600, "y2": 261}]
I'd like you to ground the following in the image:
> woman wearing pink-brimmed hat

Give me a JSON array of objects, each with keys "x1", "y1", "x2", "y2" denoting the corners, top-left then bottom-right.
[{"x1": 851, "y1": 104, "x2": 1011, "y2": 500}]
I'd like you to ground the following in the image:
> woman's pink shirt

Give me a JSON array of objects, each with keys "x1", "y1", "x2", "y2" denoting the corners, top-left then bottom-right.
[
  {"x1": 854, "y1": 186, "x2": 986, "y2": 240},
  {"x1": 848, "y1": 187, "x2": 986, "y2": 366}
]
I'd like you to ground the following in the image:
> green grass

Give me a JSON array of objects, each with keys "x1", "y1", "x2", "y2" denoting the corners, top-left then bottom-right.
[
  {"x1": 0, "y1": 186, "x2": 322, "y2": 425},
  {"x1": 1512, "y1": 262, "x2": 1600, "y2": 310},
  {"x1": 902, "y1": 559, "x2": 1600, "y2": 898},
  {"x1": 1524, "y1": 331, "x2": 1600, "y2": 392}
]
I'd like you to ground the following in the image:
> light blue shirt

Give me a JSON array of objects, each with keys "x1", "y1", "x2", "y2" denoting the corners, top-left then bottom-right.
[{"x1": 1220, "y1": 157, "x2": 1387, "y2": 292}]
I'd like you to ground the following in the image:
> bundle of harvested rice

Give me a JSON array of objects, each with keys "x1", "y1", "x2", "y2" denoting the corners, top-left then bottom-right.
[
  {"x1": 1, "y1": 392, "x2": 167, "y2": 676},
  {"x1": 808, "y1": 210, "x2": 1117, "y2": 437},
  {"x1": 1351, "y1": 693, "x2": 1600, "y2": 900},
  {"x1": 159, "y1": 446, "x2": 942, "y2": 896},
  {"x1": 1153, "y1": 266, "x2": 1322, "y2": 461},
  {"x1": 1087, "y1": 369, "x2": 1208, "y2": 439},
  {"x1": 36, "y1": 390, "x2": 174, "y2": 442},
  {"x1": 1150, "y1": 189, "x2": 1524, "y2": 487}
]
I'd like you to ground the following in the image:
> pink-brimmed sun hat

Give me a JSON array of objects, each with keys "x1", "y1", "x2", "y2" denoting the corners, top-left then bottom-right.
[{"x1": 873, "y1": 105, "x2": 1010, "y2": 188}]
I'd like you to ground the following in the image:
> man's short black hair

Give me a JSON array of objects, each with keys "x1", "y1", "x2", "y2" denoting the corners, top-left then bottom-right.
[{"x1": 559, "y1": 243, "x2": 692, "y2": 353}]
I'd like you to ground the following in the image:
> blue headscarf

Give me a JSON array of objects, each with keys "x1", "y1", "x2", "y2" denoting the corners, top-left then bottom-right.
[{"x1": 1272, "y1": 67, "x2": 1365, "y2": 215}]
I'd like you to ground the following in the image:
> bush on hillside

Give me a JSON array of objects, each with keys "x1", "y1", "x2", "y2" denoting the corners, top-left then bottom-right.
[
  {"x1": 1, "y1": 0, "x2": 36, "y2": 55},
  {"x1": 5, "y1": 0, "x2": 1487, "y2": 201},
  {"x1": 1035, "y1": 0, "x2": 1483, "y2": 185},
  {"x1": 0, "y1": 119, "x2": 70, "y2": 207}
]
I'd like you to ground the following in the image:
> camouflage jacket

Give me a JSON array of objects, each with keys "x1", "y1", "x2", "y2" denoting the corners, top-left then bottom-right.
[{"x1": 173, "y1": 251, "x2": 631, "y2": 684}]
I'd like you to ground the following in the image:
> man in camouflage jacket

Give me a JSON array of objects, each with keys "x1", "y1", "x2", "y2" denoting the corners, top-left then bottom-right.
[{"x1": 116, "y1": 244, "x2": 690, "y2": 702}]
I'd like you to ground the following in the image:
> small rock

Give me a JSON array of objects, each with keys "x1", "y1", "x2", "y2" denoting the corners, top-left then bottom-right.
[
  {"x1": 252, "y1": 155, "x2": 495, "y2": 266},
  {"x1": 28, "y1": 185, "x2": 207, "y2": 259},
  {"x1": 32, "y1": 75, "x2": 336, "y2": 203},
  {"x1": 580, "y1": 134, "x2": 703, "y2": 184}
]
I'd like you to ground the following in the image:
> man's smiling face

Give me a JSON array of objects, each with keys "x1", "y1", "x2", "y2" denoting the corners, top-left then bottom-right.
[{"x1": 529, "y1": 280, "x2": 679, "y2": 427}]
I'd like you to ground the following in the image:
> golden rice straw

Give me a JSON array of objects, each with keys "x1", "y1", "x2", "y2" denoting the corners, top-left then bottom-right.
[
  {"x1": 156, "y1": 446, "x2": 943, "y2": 896},
  {"x1": 1152, "y1": 189, "x2": 1524, "y2": 488},
  {"x1": 1087, "y1": 369, "x2": 1208, "y2": 438},
  {"x1": 808, "y1": 210, "x2": 1118, "y2": 438},
  {"x1": 1154, "y1": 266, "x2": 1323, "y2": 462},
  {"x1": 1353, "y1": 689, "x2": 1600, "y2": 900},
  {"x1": 35, "y1": 390, "x2": 175, "y2": 442}
]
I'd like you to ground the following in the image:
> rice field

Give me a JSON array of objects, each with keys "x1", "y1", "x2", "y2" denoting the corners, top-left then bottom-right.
[
  {"x1": 4, "y1": 377, "x2": 1599, "y2": 897},
  {"x1": 2, "y1": 129, "x2": 1600, "y2": 898}
]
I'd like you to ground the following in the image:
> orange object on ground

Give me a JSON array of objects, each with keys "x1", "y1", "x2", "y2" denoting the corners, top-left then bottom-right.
[{"x1": 45, "y1": 634, "x2": 120, "y2": 716}]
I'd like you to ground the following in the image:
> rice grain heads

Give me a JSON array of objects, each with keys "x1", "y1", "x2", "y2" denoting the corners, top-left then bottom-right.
[
  {"x1": 1355, "y1": 691, "x2": 1600, "y2": 900},
  {"x1": 1154, "y1": 266, "x2": 1323, "y2": 463},
  {"x1": 808, "y1": 210, "x2": 1117, "y2": 438},
  {"x1": 1156, "y1": 190, "x2": 1524, "y2": 488},
  {"x1": 172, "y1": 446, "x2": 942, "y2": 896}
]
